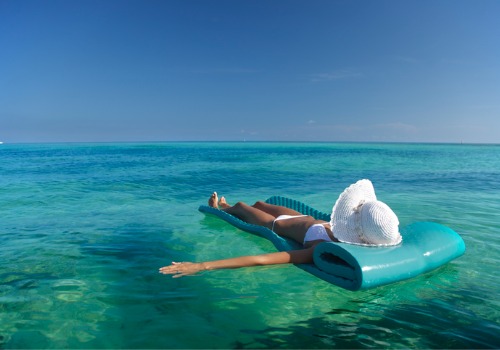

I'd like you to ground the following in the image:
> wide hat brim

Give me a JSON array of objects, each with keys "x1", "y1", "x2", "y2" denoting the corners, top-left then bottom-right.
[
  {"x1": 330, "y1": 179, "x2": 377, "y2": 245},
  {"x1": 330, "y1": 179, "x2": 402, "y2": 246}
]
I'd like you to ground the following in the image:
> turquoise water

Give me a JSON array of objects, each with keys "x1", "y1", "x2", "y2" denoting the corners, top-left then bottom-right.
[{"x1": 0, "y1": 142, "x2": 499, "y2": 349}]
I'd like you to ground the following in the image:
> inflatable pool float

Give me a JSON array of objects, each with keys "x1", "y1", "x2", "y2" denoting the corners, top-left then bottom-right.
[{"x1": 199, "y1": 196, "x2": 465, "y2": 291}]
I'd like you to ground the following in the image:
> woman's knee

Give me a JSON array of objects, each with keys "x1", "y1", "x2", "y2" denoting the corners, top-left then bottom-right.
[
  {"x1": 252, "y1": 201, "x2": 267, "y2": 210},
  {"x1": 233, "y1": 201, "x2": 250, "y2": 209}
]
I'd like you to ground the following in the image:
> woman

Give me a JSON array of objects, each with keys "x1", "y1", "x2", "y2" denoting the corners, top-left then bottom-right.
[{"x1": 159, "y1": 179, "x2": 402, "y2": 278}]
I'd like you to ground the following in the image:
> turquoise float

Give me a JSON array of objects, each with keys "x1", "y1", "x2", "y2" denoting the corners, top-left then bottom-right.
[{"x1": 199, "y1": 196, "x2": 466, "y2": 291}]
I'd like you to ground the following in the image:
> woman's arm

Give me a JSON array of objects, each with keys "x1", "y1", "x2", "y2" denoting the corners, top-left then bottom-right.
[{"x1": 159, "y1": 247, "x2": 315, "y2": 278}]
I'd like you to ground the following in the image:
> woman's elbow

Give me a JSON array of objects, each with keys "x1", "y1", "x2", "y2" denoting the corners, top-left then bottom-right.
[{"x1": 247, "y1": 252, "x2": 285, "y2": 266}]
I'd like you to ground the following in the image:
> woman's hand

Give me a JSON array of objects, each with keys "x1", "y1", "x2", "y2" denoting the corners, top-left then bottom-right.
[{"x1": 159, "y1": 261, "x2": 205, "y2": 278}]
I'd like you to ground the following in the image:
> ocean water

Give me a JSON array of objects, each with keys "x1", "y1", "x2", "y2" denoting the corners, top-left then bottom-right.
[{"x1": 0, "y1": 142, "x2": 499, "y2": 349}]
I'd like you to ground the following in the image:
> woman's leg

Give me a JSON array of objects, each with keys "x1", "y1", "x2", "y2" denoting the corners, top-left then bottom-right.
[
  {"x1": 209, "y1": 193, "x2": 275, "y2": 229},
  {"x1": 252, "y1": 201, "x2": 304, "y2": 217},
  {"x1": 224, "y1": 202, "x2": 276, "y2": 229},
  {"x1": 208, "y1": 193, "x2": 312, "y2": 245},
  {"x1": 209, "y1": 193, "x2": 303, "y2": 217}
]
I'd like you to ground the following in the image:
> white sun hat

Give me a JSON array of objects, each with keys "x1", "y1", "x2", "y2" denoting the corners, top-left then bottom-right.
[{"x1": 330, "y1": 179, "x2": 402, "y2": 246}]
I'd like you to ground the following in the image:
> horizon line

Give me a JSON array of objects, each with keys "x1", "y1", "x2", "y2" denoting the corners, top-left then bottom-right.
[{"x1": 1, "y1": 140, "x2": 498, "y2": 146}]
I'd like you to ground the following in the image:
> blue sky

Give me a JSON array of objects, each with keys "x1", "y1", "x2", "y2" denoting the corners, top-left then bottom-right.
[{"x1": 1, "y1": 0, "x2": 499, "y2": 143}]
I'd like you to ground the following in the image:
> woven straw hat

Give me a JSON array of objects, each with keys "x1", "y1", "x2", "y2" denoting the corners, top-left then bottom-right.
[{"x1": 330, "y1": 179, "x2": 402, "y2": 246}]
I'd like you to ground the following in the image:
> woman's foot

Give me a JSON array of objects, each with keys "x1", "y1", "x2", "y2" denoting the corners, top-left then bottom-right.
[
  {"x1": 218, "y1": 196, "x2": 230, "y2": 209},
  {"x1": 209, "y1": 192, "x2": 219, "y2": 208},
  {"x1": 208, "y1": 192, "x2": 231, "y2": 209}
]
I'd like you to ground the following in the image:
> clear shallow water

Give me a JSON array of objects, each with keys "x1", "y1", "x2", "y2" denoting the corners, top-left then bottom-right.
[{"x1": 0, "y1": 142, "x2": 499, "y2": 349}]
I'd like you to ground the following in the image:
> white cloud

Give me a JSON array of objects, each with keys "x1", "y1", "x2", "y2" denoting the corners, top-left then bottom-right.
[{"x1": 295, "y1": 120, "x2": 422, "y2": 142}]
